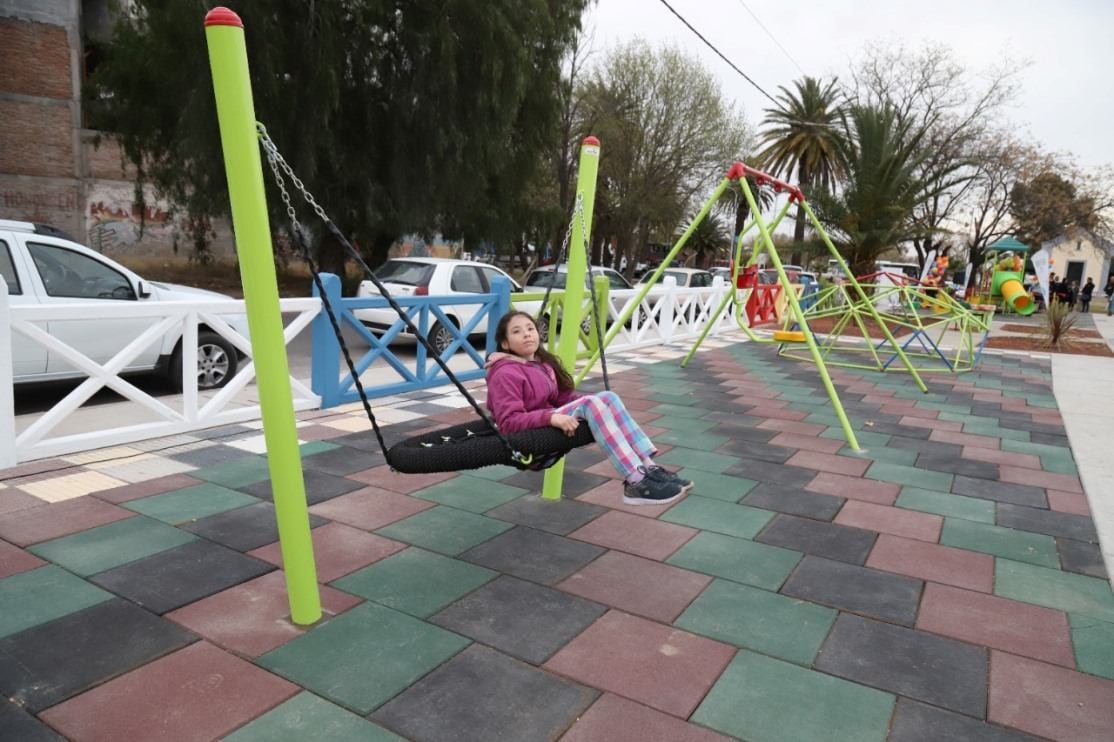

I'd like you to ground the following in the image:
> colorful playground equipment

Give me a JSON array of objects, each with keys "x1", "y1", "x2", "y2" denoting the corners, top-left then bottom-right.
[{"x1": 971, "y1": 237, "x2": 1035, "y2": 316}]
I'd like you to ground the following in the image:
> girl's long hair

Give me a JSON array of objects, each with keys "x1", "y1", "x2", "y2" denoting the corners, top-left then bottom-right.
[{"x1": 494, "y1": 311, "x2": 576, "y2": 392}]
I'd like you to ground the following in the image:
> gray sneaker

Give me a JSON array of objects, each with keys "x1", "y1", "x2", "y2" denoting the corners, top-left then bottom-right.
[
  {"x1": 647, "y1": 466, "x2": 693, "y2": 493},
  {"x1": 623, "y1": 471, "x2": 684, "y2": 505}
]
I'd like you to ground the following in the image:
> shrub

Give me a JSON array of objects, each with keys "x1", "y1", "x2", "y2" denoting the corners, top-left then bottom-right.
[{"x1": 1042, "y1": 297, "x2": 1077, "y2": 349}]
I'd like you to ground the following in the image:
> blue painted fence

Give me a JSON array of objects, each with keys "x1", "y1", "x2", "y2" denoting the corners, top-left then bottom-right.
[{"x1": 311, "y1": 273, "x2": 512, "y2": 408}]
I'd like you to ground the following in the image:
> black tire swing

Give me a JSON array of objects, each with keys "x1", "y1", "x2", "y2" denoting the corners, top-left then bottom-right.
[{"x1": 258, "y1": 126, "x2": 604, "y2": 474}]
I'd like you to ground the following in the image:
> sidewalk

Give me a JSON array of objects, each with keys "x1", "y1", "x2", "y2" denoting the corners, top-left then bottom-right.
[{"x1": 2, "y1": 336, "x2": 1113, "y2": 741}]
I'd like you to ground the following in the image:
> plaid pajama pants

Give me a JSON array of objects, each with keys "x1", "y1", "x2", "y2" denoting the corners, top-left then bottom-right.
[{"x1": 554, "y1": 391, "x2": 657, "y2": 479}]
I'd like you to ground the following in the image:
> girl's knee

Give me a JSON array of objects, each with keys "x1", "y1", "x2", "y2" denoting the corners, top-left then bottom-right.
[{"x1": 599, "y1": 390, "x2": 619, "y2": 404}]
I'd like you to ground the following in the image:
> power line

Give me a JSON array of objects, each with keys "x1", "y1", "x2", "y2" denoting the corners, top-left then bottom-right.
[
  {"x1": 655, "y1": 0, "x2": 779, "y2": 107},
  {"x1": 734, "y1": 0, "x2": 807, "y2": 78}
]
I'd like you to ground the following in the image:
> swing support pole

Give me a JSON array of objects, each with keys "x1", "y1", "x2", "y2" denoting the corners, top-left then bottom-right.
[
  {"x1": 204, "y1": 7, "x2": 321, "y2": 624},
  {"x1": 542, "y1": 137, "x2": 600, "y2": 501}
]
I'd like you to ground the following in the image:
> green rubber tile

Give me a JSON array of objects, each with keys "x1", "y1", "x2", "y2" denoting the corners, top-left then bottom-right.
[
  {"x1": 224, "y1": 692, "x2": 403, "y2": 741},
  {"x1": 652, "y1": 416, "x2": 719, "y2": 434},
  {"x1": 192, "y1": 456, "x2": 272, "y2": 488},
  {"x1": 937, "y1": 412, "x2": 982, "y2": 426},
  {"x1": 376, "y1": 506, "x2": 512, "y2": 555},
  {"x1": 123, "y1": 483, "x2": 258, "y2": 525},
  {"x1": 654, "y1": 430, "x2": 729, "y2": 450},
  {"x1": 667, "y1": 531, "x2": 801, "y2": 591},
  {"x1": 0, "y1": 565, "x2": 112, "y2": 639},
  {"x1": 1000, "y1": 438, "x2": 1075, "y2": 462},
  {"x1": 648, "y1": 403, "x2": 709, "y2": 419},
  {"x1": 658, "y1": 448, "x2": 737, "y2": 474},
  {"x1": 675, "y1": 579, "x2": 836, "y2": 665},
  {"x1": 461, "y1": 466, "x2": 518, "y2": 482},
  {"x1": 258, "y1": 601, "x2": 469, "y2": 715},
  {"x1": 676, "y1": 469, "x2": 757, "y2": 503},
  {"x1": 300, "y1": 441, "x2": 340, "y2": 456},
  {"x1": 941, "y1": 519, "x2": 1059, "y2": 568},
  {"x1": 332, "y1": 548, "x2": 496, "y2": 618},
  {"x1": 866, "y1": 462, "x2": 952, "y2": 492},
  {"x1": 28, "y1": 516, "x2": 197, "y2": 577},
  {"x1": 961, "y1": 421, "x2": 1030, "y2": 442},
  {"x1": 823, "y1": 429, "x2": 891, "y2": 448},
  {"x1": 1069, "y1": 614, "x2": 1114, "y2": 680},
  {"x1": 660, "y1": 496, "x2": 774, "y2": 540},
  {"x1": 896, "y1": 488, "x2": 995, "y2": 524},
  {"x1": 409, "y1": 478, "x2": 527, "y2": 514},
  {"x1": 996, "y1": 559, "x2": 1114, "y2": 622},
  {"x1": 1041, "y1": 457, "x2": 1079, "y2": 476},
  {"x1": 693, "y1": 650, "x2": 894, "y2": 742},
  {"x1": 843, "y1": 446, "x2": 917, "y2": 466},
  {"x1": 649, "y1": 392, "x2": 702, "y2": 406}
]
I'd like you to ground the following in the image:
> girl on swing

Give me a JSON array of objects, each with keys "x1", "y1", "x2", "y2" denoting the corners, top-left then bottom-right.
[{"x1": 486, "y1": 311, "x2": 692, "y2": 505}]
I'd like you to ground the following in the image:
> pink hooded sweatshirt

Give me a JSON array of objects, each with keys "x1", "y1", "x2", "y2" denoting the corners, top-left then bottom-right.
[{"x1": 485, "y1": 357, "x2": 582, "y2": 433}]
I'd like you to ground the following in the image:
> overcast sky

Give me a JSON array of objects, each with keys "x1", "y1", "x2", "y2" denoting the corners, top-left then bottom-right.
[{"x1": 583, "y1": 0, "x2": 1112, "y2": 172}]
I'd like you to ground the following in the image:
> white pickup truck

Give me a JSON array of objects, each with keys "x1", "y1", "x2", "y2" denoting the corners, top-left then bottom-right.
[{"x1": 0, "y1": 219, "x2": 248, "y2": 390}]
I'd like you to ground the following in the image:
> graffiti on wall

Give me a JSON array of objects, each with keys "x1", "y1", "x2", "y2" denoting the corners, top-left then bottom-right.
[{"x1": 86, "y1": 183, "x2": 176, "y2": 252}]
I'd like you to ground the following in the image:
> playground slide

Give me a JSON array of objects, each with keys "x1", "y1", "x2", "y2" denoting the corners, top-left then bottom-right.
[{"x1": 999, "y1": 278, "x2": 1035, "y2": 315}]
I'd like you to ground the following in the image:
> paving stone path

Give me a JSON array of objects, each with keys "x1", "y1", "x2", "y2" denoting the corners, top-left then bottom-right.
[{"x1": 1, "y1": 341, "x2": 1113, "y2": 741}]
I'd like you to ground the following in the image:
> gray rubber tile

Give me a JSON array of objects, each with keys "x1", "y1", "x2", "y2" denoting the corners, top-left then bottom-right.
[
  {"x1": 742, "y1": 483, "x2": 844, "y2": 521},
  {"x1": 780, "y1": 556, "x2": 923, "y2": 626},
  {"x1": 996, "y1": 503, "x2": 1098, "y2": 542},
  {"x1": 460, "y1": 526, "x2": 604, "y2": 585},
  {"x1": 951, "y1": 476, "x2": 1047, "y2": 508},
  {"x1": 182, "y1": 501, "x2": 327, "y2": 552},
  {"x1": 239, "y1": 470, "x2": 364, "y2": 505},
  {"x1": 485, "y1": 495, "x2": 605, "y2": 536},
  {"x1": 1057, "y1": 537, "x2": 1108, "y2": 579},
  {"x1": 0, "y1": 698, "x2": 65, "y2": 741},
  {"x1": 888, "y1": 698, "x2": 1041, "y2": 742},
  {"x1": 756, "y1": 514, "x2": 876, "y2": 565}
]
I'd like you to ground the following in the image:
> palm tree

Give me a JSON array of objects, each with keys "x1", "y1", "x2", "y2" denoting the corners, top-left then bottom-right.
[{"x1": 755, "y1": 76, "x2": 844, "y2": 255}]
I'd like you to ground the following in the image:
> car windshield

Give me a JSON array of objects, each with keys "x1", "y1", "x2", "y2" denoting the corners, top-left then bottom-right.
[
  {"x1": 374, "y1": 260, "x2": 435, "y2": 286},
  {"x1": 526, "y1": 269, "x2": 629, "y2": 290}
]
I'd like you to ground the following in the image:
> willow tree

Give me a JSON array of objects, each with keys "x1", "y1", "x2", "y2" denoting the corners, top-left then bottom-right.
[{"x1": 88, "y1": 0, "x2": 588, "y2": 272}]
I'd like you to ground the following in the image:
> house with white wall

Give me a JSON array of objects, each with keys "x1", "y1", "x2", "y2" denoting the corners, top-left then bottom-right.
[{"x1": 1043, "y1": 227, "x2": 1114, "y2": 290}]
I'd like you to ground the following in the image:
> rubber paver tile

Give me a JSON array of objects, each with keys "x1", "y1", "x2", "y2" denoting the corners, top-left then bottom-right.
[
  {"x1": 918, "y1": 582, "x2": 1074, "y2": 667},
  {"x1": 995, "y1": 559, "x2": 1114, "y2": 622},
  {"x1": 556, "y1": 550, "x2": 711, "y2": 623},
  {"x1": 28, "y1": 516, "x2": 196, "y2": 577},
  {"x1": 182, "y1": 501, "x2": 326, "y2": 552},
  {"x1": 0, "y1": 537, "x2": 46, "y2": 579},
  {"x1": 569, "y1": 510, "x2": 697, "y2": 561},
  {"x1": 562, "y1": 693, "x2": 731, "y2": 742},
  {"x1": 300, "y1": 446, "x2": 386, "y2": 477},
  {"x1": 951, "y1": 475, "x2": 1048, "y2": 508},
  {"x1": 654, "y1": 429, "x2": 730, "y2": 450},
  {"x1": 816, "y1": 614, "x2": 987, "y2": 717},
  {"x1": 805, "y1": 471, "x2": 899, "y2": 505},
  {"x1": 659, "y1": 495, "x2": 774, "y2": 540},
  {"x1": 19, "y1": 470, "x2": 129, "y2": 503},
  {"x1": 658, "y1": 448, "x2": 737, "y2": 474},
  {"x1": 998, "y1": 466, "x2": 1084, "y2": 494},
  {"x1": 0, "y1": 498, "x2": 133, "y2": 548},
  {"x1": 40, "y1": 641, "x2": 298, "y2": 742},
  {"x1": 929, "y1": 429, "x2": 1002, "y2": 450},
  {"x1": 91, "y1": 539, "x2": 274, "y2": 614},
  {"x1": 0, "y1": 565, "x2": 113, "y2": 641},
  {"x1": 961, "y1": 446, "x2": 1042, "y2": 470},
  {"x1": 371, "y1": 644, "x2": 595, "y2": 742},
  {"x1": 1058, "y1": 539, "x2": 1108, "y2": 579},
  {"x1": 655, "y1": 416, "x2": 722, "y2": 434},
  {"x1": 941, "y1": 518, "x2": 1060, "y2": 568},
  {"x1": 332, "y1": 547, "x2": 496, "y2": 618},
  {"x1": 460, "y1": 465, "x2": 518, "y2": 481},
  {"x1": 88, "y1": 454, "x2": 198, "y2": 484},
  {"x1": 914, "y1": 451, "x2": 1001, "y2": 480},
  {"x1": 996, "y1": 502, "x2": 1098, "y2": 542},
  {"x1": 308, "y1": 486, "x2": 435, "y2": 531},
  {"x1": 784, "y1": 449, "x2": 870, "y2": 478},
  {"x1": 459, "y1": 526, "x2": 604, "y2": 585},
  {"x1": 543, "y1": 610, "x2": 734, "y2": 718},
  {"x1": 895, "y1": 487, "x2": 996, "y2": 524},
  {"x1": 692, "y1": 650, "x2": 894, "y2": 742},
  {"x1": 225, "y1": 691, "x2": 403, "y2": 741},
  {"x1": 92, "y1": 473, "x2": 203, "y2": 504},
  {"x1": 248, "y1": 522, "x2": 406, "y2": 582},
  {"x1": 375, "y1": 505, "x2": 512, "y2": 556},
  {"x1": 649, "y1": 402, "x2": 712, "y2": 419},
  {"x1": 756, "y1": 513, "x2": 876, "y2": 565},
  {"x1": 240, "y1": 469, "x2": 366, "y2": 505},
  {"x1": 485, "y1": 494, "x2": 605, "y2": 535},
  {"x1": 258, "y1": 601, "x2": 469, "y2": 714},
  {"x1": 1048, "y1": 490, "x2": 1091, "y2": 516},
  {"x1": 782, "y1": 555, "x2": 922, "y2": 626},
  {"x1": 667, "y1": 530, "x2": 801, "y2": 590},
  {"x1": 742, "y1": 482, "x2": 844, "y2": 521},
  {"x1": 900, "y1": 416, "x2": 964, "y2": 432},
  {"x1": 888, "y1": 698, "x2": 1042, "y2": 742},
  {"x1": 1069, "y1": 614, "x2": 1114, "y2": 680},
  {"x1": 0, "y1": 598, "x2": 195, "y2": 712},
  {"x1": 166, "y1": 571, "x2": 361, "y2": 658},
  {"x1": 757, "y1": 418, "x2": 829, "y2": 436},
  {"x1": 122, "y1": 482, "x2": 258, "y2": 525},
  {"x1": 866, "y1": 533, "x2": 994, "y2": 592},
  {"x1": 834, "y1": 500, "x2": 942, "y2": 543},
  {"x1": 430, "y1": 575, "x2": 606, "y2": 664},
  {"x1": 189, "y1": 455, "x2": 273, "y2": 488},
  {"x1": 767, "y1": 431, "x2": 845, "y2": 454},
  {"x1": 0, "y1": 488, "x2": 45, "y2": 517},
  {"x1": 348, "y1": 465, "x2": 457, "y2": 494},
  {"x1": 575, "y1": 479, "x2": 683, "y2": 517},
  {"x1": 723, "y1": 456, "x2": 816, "y2": 486},
  {"x1": 0, "y1": 698, "x2": 65, "y2": 741},
  {"x1": 866, "y1": 461, "x2": 953, "y2": 492},
  {"x1": 583, "y1": 458, "x2": 623, "y2": 479},
  {"x1": 409, "y1": 476, "x2": 529, "y2": 514},
  {"x1": 823, "y1": 428, "x2": 892, "y2": 449},
  {"x1": 989, "y1": 650, "x2": 1114, "y2": 742},
  {"x1": 676, "y1": 578, "x2": 836, "y2": 665},
  {"x1": 500, "y1": 468, "x2": 609, "y2": 497}
]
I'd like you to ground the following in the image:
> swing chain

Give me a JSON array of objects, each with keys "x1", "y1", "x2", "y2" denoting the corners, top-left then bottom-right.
[{"x1": 258, "y1": 124, "x2": 328, "y2": 225}]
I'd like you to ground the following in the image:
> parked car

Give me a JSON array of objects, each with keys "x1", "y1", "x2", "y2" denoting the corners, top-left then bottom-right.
[
  {"x1": 0, "y1": 220, "x2": 249, "y2": 390},
  {"x1": 517, "y1": 265, "x2": 644, "y2": 338},
  {"x1": 637, "y1": 268, "x2": 715, "y2": 288},
  {"x1": 353, "y1": 257, "x2": 523, "y2": 353}
]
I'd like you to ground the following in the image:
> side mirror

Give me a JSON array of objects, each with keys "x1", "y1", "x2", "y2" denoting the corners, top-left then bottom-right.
[{"x1": 137, "y1": 280, "x2": 151, "y2": 299}]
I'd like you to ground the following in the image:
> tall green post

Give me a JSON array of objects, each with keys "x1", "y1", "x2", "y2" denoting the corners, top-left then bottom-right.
[
  {"x1": 542, "y1": 136, "x2": 600, "y2": 501},
  {"x1": 204, "y1": 7, "x2": 320, "y2": 624}
]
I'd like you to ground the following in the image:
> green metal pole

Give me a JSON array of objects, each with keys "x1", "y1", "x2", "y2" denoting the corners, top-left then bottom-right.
[
  {"x1": 542, "y1": 137, "x2": 600, "y2": 501},
  {"x1": 204, "y1": 7, "x2": 320, "y2": 624}
]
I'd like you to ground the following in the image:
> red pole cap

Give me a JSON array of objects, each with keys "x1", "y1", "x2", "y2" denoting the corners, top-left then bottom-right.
[
  {"x1": 725, "y1": 162, "x2": 746, "y2": 181},
  {"x1": 204, "y1": 7, "x2": 243, "y2": 27},
  {"x1": 583, "y1": 135, "x2": 600, "y2": 146}
]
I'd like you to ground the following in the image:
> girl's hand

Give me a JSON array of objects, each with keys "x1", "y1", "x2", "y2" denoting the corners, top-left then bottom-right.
[
  {"x1": 485, "y1": 351, "x2": 525, "y2": 369},
  {"x1": 549, "y1": 413, "x2": 579, "y2": 436}
]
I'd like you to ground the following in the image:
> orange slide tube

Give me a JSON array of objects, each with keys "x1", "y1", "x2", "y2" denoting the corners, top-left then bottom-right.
[{"x1": 1000, "y1": 278, "x2": 1035, "y2": 315}]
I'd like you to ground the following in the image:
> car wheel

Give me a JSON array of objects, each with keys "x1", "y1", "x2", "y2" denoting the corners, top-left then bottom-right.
[
  {"x1": 170, "y1": 331, "x2": 238, "y2": 391},
  {"x1": 429, "y1": 320, "x2": 457, "y2": 355},
  {"x1": 536, "y1": 316, "x2": 551, "y2": 342}
]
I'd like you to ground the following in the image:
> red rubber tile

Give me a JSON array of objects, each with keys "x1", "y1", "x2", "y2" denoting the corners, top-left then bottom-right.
[
  {"x1": 0, "y1": 538, "x2": 46, "y2": 579},
  {"x1": 347, "y1": 466, "x2": 457, "y2": 494},
  {"x1": 768, "y1": 432, "x2": 845, "y2": 455},
  {"x1": 756, "y1": 419, "x2": 828, "y2": 437},
  {"x1": 786, "y1": 450, "x2": 870, "y2": 477},
  {"x1": 583, "y1": 459, "x2": 623, "y2": 480},
  {"x1": 745, "y1": 406, "x2": 809, "y2": 422},
  {"x1": 569, "y1": 510, "x2": 697, "y2": 561},
  {"x1": 899, "y1": 416, "x2": 962, "y2": 432},
  {"x1": 960, "y1": 446, "x2": 1042, "y2": 470},
  {"x1": 0, "y1": 498, "x2": 134, "y2": 547},
  {"x1": 917, "y1": 583, "x2": 1074, "y2": 667},
  {"x1": 888, "y1": 406, "x2": 939, "y2": 420},
  {"x1": 562, "y1": 693, "x2": 731, "y2": 741},
  {"x1": 165, "y1": 571, "x2": 362, "y2": 657},
  {"x1": 248, "y1": 521, "x2": 406, "y2": 582},
  {"x1": 556, "y1": 550, "x2": 711, "y2": 623},
  {"x1": 39, "y1": 641, "x2": 298, "y2": 741},
  {"x1": 989, "y1": 650, "x2": 1114, "y2": 741},
  {"x1": 928, "y1": 430, "x2": 1000, "y2": 450},
  {"x1": 835, "y1": 501, "x2": 942, "y2": 543},
  {"x1": 998, "y1": 467, "x2": 1083, "y2": 494},
  {"x1": 92, "y1": 474, "x2": 203, "y2": 504},
  {"x1": 307, "y1": 486, "x2": 434, "y2": 531},
  {"x1": 806, "y1": 472, "x2": 899, "y2": 505},
  {"x1": 1047, "y1": 490, "x2": 1091, "y2": 517},
  {"x1": 575, "y1": 480, "x2": 682, "y2": 518},
  {"x1": 544, "y1": 611, "x2": 735, "y2": 718},
  {"x1": 866, "y1": 534, "x2": 993, "y2": 593},
  {"x1": 0, "y1": 489, "x2": 50, "y2": 516}
]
